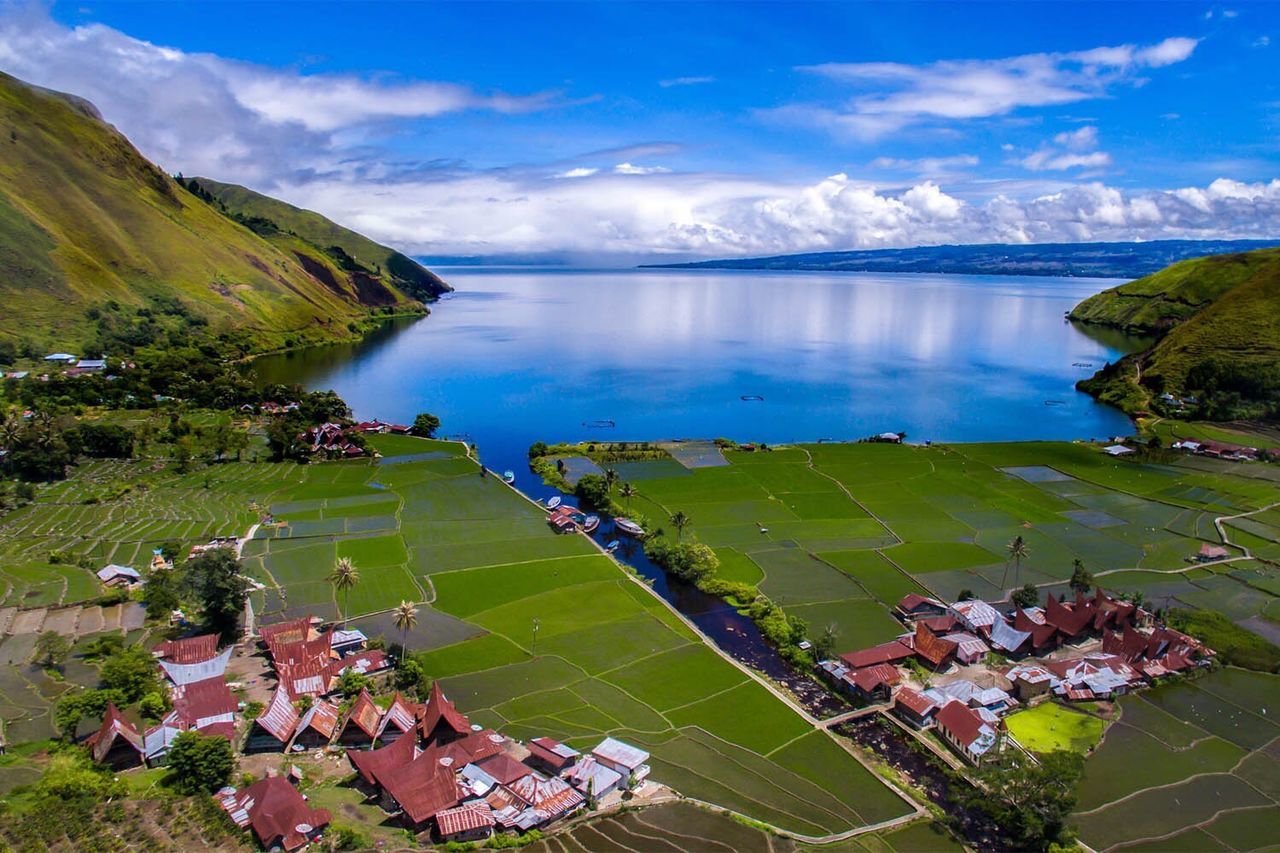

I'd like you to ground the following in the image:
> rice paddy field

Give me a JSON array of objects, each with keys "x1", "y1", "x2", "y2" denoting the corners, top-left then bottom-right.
[
  {"x1": 1072, "y1": 667, "x2": 1280, "y2": 851},
  {"x1": 618, "y1": 440, "x2": 1280, "y2": 653}
]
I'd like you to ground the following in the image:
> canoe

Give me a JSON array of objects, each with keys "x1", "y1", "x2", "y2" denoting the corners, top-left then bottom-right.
[
  {"x1": 605, "y1": 540, "x2": 620, "y2": 552},
  {"x1": 547, "y1": 496, "x2": 562, "y2": 509},
  {"x1": 583, "y1": 515, "x2": 600, "y2": 533},
  {"x1": 614, "y1": 518, "x2": 645, "y2": 537},
  {"x1": 502, "y1": 470, "x2": 515, "y2": 484}
]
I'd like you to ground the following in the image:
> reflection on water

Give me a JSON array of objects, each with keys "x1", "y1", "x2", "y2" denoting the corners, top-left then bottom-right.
[{"x1": 253, "y1": 268, "x2": 1143, "y2": 476}]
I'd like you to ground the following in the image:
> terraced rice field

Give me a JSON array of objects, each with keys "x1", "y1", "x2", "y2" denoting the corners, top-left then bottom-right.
[
  {"x1": 1072, "y1": 668, "x2": 1280, "y2": 851},
  {"x1": 617, "y1": 441, "x2": 1280, "y2": 655}
]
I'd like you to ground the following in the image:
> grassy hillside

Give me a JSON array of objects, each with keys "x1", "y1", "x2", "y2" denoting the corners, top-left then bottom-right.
[
  {"x1": 0, "y1": 71, "x2": 436, "y2": 356},
  {"x1": 188, "y1": 177, "x2": 450, "y2": 303},
  {"x1": 1072, "y1": 249, "x2": 1280, "y2": 419}
]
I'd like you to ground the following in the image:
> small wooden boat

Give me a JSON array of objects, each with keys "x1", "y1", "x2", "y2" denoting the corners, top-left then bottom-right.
[
  {"x1": 614, "y1": 518, "x2": 645, "y2": 538},
  {"x1": 547, "y1": 496, "x2": 562, "y2": 509},
  {"x1": 605, "y1": 540, "x2": 620, "y2": 552},
  {"x1": 502, "y1": 470, "x2": 515, "y2": 484},
  {"x1": 583, "y1": 515, "x2": 600, "y2": 533}
]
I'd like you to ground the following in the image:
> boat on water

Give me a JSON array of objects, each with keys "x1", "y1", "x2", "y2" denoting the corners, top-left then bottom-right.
[
  {"x1": 583, "y1": 515, "x2": 600, "y2": 533},
  {"x1": 546, "y1": 496, "x2": 562, "y2": 509},
  {"x1": 502, "y1": 470, "x2": 515, "y2": 484},
  {"x1": 605, "y1": 540, "x2": 620, "y2": 552},
  {"x1": 614, "y1": 518, "x2": 645, "y2": 538}
]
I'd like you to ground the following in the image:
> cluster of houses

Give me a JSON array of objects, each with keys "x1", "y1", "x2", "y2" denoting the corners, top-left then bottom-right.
[
  {"x1": 2, "y1": 354, "x2": 121, "y2": 382},
  {"x1": 300, "y1": 423, "x2": 370, "y2": 459},
  {"x1": 83, "y1": 614, "x2": 650, "y2": 848},
  {"x1": 820, "y1": 589, "x2": 1213, "y2": 765},
  {"x1": 353, "y1": 419, "x2": 412, "y2": 435},
  {"x1": 1171, "y1": 438, "x2": 1273, "y2": 462},
  {"x1": 240, "y1": 401, "x2": 300, "y2": 416}
]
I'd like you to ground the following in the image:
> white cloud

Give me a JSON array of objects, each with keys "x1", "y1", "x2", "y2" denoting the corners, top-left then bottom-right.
[
  {"x1": 659, "y1": 75, "x2": 715, "y2": 87},
  {"x1": 1053, "y1": 125, "x2": 1098, "y2": 150},
  {"x1": 614, "y1": 163, "x2": 672, "y2": 175},
  {"x1": 1255, "y1": 35, "x2": 1271, "y2": 48},
  {"x1": 558, "y1": 167, "x2": 600, "y2": 178},
  {"x1": 1020, "y1": 125, "x2": 1111, "y2": 171},
  {"x1": 788, "y1": 37, "x2": 1199, "y2": 139}
]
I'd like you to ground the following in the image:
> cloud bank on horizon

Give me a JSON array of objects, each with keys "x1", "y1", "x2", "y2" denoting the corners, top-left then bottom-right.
[{"x1": 2, "y1": 3, "x2": 1278, "y2": 260}]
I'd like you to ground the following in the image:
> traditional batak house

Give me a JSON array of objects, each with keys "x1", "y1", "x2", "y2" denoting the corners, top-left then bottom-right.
[
  {"x1": 347, "y1": 724, "x2": 419, "y2": 794},
  {"x1": 503, "y1": 774, "x2": 585, "y2": 829},
  {"x1": 337, "y1": 688, "x2": 383, "y2": 749},
  {"x1": 910, "y1": 623, "x2": 958, "y2": 671},
  {"x1": 842, "y1": 663, "x2": 902, "y2": 702},
  {"x1": 935, "y1": 700, "x2": 1000, "y2": 765},
  {"x1": 525, "y1": 737, "x2": 580, "y2": 776},
  {"x1": 436, "y1": 802, "x2": 497, "y2": 843},
  {"x1": 292, "y1": 699, "x2": 340, "y2": 751},
  {"x1": 218, "y1": 776, "x2": 331, "y2": 851},
  {"x1": 245, "y1": 687, "x2": 300, "y2": 753},
  {"x1": 169, "y1": 675, "x2": 238, "y2": 740},
  {"x1": 376, "y1": 692, "x2": 420, "y2": 746},
  {"x1": 86, "y1": 703, "x2": 145, "y2": 770},
  {"x1": 420, "y1": 682, "x2": 471, "y2": 746},
  {"x1": 378, "y1": 748, "x2": 465, "y2": 832},
  {"x1": 153, "y1": 633, "x2": 220, "y2": 665}
]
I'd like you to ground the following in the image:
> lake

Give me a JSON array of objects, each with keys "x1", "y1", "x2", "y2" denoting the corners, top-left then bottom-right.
[{"x1": 254, "y1": 267, "x2": 1142, "y2": 479}]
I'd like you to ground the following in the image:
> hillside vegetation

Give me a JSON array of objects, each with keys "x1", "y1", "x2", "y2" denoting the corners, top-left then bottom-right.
[
  {"x1": 1071, "y1": 248, "x2": 1280, "y2": 419},
  {"x1": 0, "y1": 71, "x2": 444, "y2": 356}
]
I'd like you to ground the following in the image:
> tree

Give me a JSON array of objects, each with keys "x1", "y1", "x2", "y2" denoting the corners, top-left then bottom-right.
[
  {"x1": 644, "y1": 539, "x2": 718, "y2": 584},
  {"x1": 1003, "y1": 535, "x2": 1031, "y2": 591},
  {"x1": 619, "y1": 482, "x2": 636, "y2": 511},
  {"x1": 957, "y1": 588, "x2": 976, "y2": 602},
  {"x1": 814, "y1": 623, "x2": 839, "y2": 661},
  {"x1": 394, "y1": 658, "x2": 426, "y2": 695},
  {"x1": 393, "y1": 600, "x2": 418, "y2": 663},
  {"x1": 1012, "y1": 583, "x2": 1040, "y2": 609},
  {"x1": 574, "y1": 473, "x2": 611, "y2": 510},
  {"x1": 183, "y1": 548, "x2": 248, "y2": 640},
  {"x1": 336, "y1": 668, "x2": 370, "y2": 699},
  {"x1": 100, "y1": 646, "x2": 163, "y2": 703},
  {"x1": 965, "y1": 750, "x2": 1084, "y2": 851},
  {"x1": 527, "y1": 441, "x2": 549, "y2": 459},
  {"x1": 144, "y1": 564, "x2": 181, "y2": 620},
  {"x1": 265, "y1": 417, "x2": 302, "y2": 462},
  {"x1": 1069, "y1": 559, "x2": 1094, "y2": 595},
  {"x1": 139, "y1": 691, "x2": 169, "y2": 720},
  {"x1": 34, "y1": 631, "x2": 71, "y2": 670},
  {"x1": 412, "y1": 412, "x2": 441, "y2": 438},
  {"x1": 55, "y1": 689, "x2": 123, "y2": 740},
  {"x1": 167, "y1": 730, "x2": 236, "y2": 794},
  {"x1": 603, "y1": 468, "x2": 619, "y2": 491},
  {"x1": 669, "y1": 511, "x2": 691, "y2": 542},
  {"x1": 328, "y1": 557, "x2": 360, "y2": 628}
]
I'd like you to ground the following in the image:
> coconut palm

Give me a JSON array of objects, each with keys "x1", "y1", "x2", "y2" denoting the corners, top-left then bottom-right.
[
  {"x1": 670, "y1": 511, "x2": 691, "y2": 542},
  {"x1": 393, "y1": 600, "x2": 418, "y2": 663},
  {"x1": 604, "y1": 468, "x2": 619, "y2": 491},
  {"x1": 328, "y1": 557, "x2": 360, "y2": 628},
  {"x1": 619, "y1": 482, "x2": 636, "y2": 511},
  {"x1": 1003, "y1": 535, "x2": 1031, "y2": 593}
]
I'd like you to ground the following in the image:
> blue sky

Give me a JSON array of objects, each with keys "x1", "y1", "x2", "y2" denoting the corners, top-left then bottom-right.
[{"x1": 2, "y1": 1, "x2": 1277, "y2": 259}]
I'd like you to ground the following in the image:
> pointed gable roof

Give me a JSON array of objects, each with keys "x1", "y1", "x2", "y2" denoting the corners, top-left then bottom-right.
[
  {"x1": 913, "y1": 622, "x2": 958, "y2": 667},
  {"x1": 1044, "y1": 593, "x2": 1093, "y2": 637},
  {"x1": 259, "y1": 617, "x2": 317, "y2": 650},
  {"x1": 294, "y1": 698, "x2": 339, "y2": 742},
  {"x1": 219, "y1": 776, "x2": 332, "y2": 852},
  {"x1": 936, "y1": 700, "x2": 997, "y2": 755},
  {"x1": 377, "y1": 692, "x2": 419, "y2": 740},
  {"x1": 840, "y1": 639, "x2": 913, "y2": 669},
  {"x1": 421, "y1": 681, "x2": 471, "y2": 742},
  {"x1": 342, "y1": 688, "x2": 383, "y2": 740},
  {"x1": 87, "y1": 703, "x2": 144, "y2": 763},
  {"x1": 254, "y1": 686, "x2": 301, "y2": 744},
  {"x1": 1013, "y1": 608, "x2": 1058, "y2": 648},
  {"x1": 171, "y1": 676, "x2": 238, "y2": 731},
  {"x1": 348, "y1": 722, "x2": 419, "y2": 786},
  {"x1": 379, "y1": 748, "x2": 463, "y2": 825}
]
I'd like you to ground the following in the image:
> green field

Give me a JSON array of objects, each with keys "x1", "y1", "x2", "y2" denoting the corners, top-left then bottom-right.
[
  {"x1": 1004, "y1": 702, "x2": 1105, "y2": 754},
  {"x1": 1073, "y1": 668, "x2": 1280, "y2": 851},
  {"x1": 619, "y1": 440, "x2": 1280, "y2": 658}
]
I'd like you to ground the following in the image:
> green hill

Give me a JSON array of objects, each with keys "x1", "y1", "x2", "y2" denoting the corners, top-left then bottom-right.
[
  {"x1": 185, "y1": 177, "x2": 450, "y2": 304},
  {"x1": 1071, "y1": 248, "x2": 1280, "y2": 419},
  {"x1": 0, "y1": 71, "x2": 445, "y2": 356}
]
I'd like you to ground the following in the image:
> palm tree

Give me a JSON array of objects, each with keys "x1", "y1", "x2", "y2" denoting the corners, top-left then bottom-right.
[
  {"x1": 328, "y1": 557, "x2": 360, "y2": 628},
  {"x1": 1003, "y1": 535, "x2": 1031, "y2": 593},
  {"x1": 670, "y1": 511, "x2": 691, "y2": 542},
  {"x1": 619, "y1": 482, "x2": 636, "y2": 511},
  {"x1": 393, "y1": 600, "x2": 418, "y2": 663},
  {"x1": 604, "y1": 468, "x2": 619, "y2": 491}
]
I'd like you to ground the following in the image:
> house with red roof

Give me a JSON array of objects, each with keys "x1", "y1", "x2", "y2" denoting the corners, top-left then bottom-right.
[
  {"x1": 935, "y1": 700, "x2": 999, "y2": 765},
  {"x1": 337, "y1": 689, "x2": 383, "y2": 748},
  {"x1": 896, "y1": 593, "x2": 948, "y2": 620},
  {"x1": 292, "y1": 699, "x2": 340, "y2": 750},
  {"x1": 378, "y1": 747, "x2": 464, "y2": 831},
  {"x1": 218, "y1": 776, "x2": 331, "y2": 851},
  {"x1": 153, "y1": 633, "x2": 220, "y2": 665},
  {"x1": 347, "y1": 724, "x2": 418, "y2": 791},
  {"x1": 504, "y1": 774, "x2": 586, "y2": 829},
  {"x1": 436, "y1": 802, "x2": 496, "y2": 843},
  {"x1": 842, "y1": 663, "x2": 902, "y2": 702},
  {"x1": 420, "y1": 682, "x2": 471, "y2": 745},
  {"x1": 475, "y1": 753, "x2": 533, "y2": 788},
  {"x1": 170, "y1": 675, "x2": 238, "y2": 737},
  {"x1": 526, "y1": 737, "x2": 580, "y2": 776},
  {"x1": 839, "y1": 639, "x2": 913, "y2": 669},
  {"x1": 259, "y1": 617, "x2": 320, "y2": 651},
  {"x1": 86, "y1": 704, "x2": 145, "y2": 770},
  {"x1": 893, "y1": 687, "x2": 940, "y2": 729},
  {"x1": 377, "y1": 693, "x2": 420, "y2": 745},
  {"x1": 245, "y1": 687, "x2": 300, "y2": 753},
  {"x1": 911, "y1": 622, "x2": 958, "y2": 670}
]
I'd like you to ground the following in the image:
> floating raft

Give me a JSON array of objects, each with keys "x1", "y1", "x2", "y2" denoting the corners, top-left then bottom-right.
[
  {"x1": 582, "y1": 419, "x2": 616, "y2": 428},
  {"x1": 740, "y1": 395, "x2": 764, "y2": 402}
]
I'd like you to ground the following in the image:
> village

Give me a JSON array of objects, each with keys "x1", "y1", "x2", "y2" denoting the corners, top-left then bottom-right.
[
  {"x1": 80, "y1": 598, "x2": 656, "y2": 851},
  {"x1": 820, "y1": 587, "x2": 1213, "y2": 766}
]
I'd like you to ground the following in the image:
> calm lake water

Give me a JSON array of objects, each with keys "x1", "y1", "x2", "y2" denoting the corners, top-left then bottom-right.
[{"x1": 255, "y1": 267, "x2": 1142, "y2": 478}]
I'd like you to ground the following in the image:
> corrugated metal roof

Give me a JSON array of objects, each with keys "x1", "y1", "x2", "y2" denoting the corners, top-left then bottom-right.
[
  {"x1": 591, "y1": 737, "x2": 649, "y2": 770},
  {"x1": 255, "y1": 687, "x2": 300, "y2": 742},
  {"x1": 160, "y1": 646, "x2": 234, "y2": 686}
]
